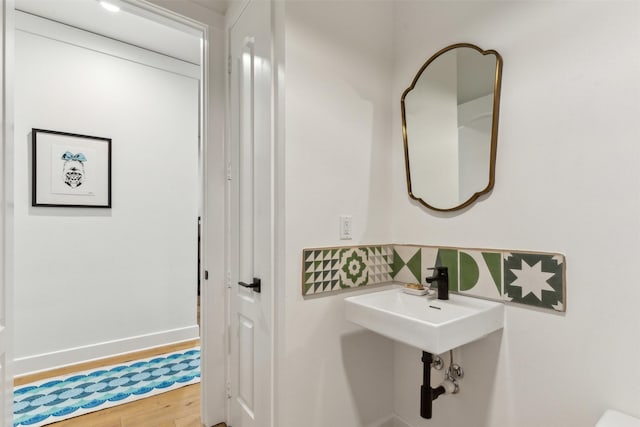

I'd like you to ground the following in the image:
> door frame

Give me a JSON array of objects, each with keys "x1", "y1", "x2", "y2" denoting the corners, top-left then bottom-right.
[
  {"x1": 4, "y1": 0, "x2": 228, "y2": 425},
  {"x1": 1, "y1": 0, "x2": 15, "y2": 425}
]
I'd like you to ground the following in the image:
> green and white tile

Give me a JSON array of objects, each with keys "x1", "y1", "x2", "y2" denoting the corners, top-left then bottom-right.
[
  {"x1": 503, "y1": 252, "x2": 565, "y2": 312},
  {"x1": 302, "y1": 248, "x2": 341, "y2": 295},
  {"x1": 424, "y1": 247, "x2": 459, "y2": 292},
  {"x1": 391, "y1": 245, "x2": 422, "y2": 284},
  {"x1": 420, "y1": 246, "x2": 438, "y2": 283},
  {"x1": 303, "y1": 245, "x2": 566, "y2": 313},
  {"x1": 303, "y1": 245, "x2": 393, "y2": 296},
  {"x1": 459, "y1": 250, "x2": 502, "y2": 300},
  {"x1": 339, "y1": 247, "x2": 370, "y2": 288},
  {"x1": 365, "y1": 245, "x2": 393, "y2": 284}
]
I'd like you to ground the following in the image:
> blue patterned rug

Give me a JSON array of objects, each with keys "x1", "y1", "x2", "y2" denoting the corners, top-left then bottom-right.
[{"x1": 13, "y1": 347, "x2": 200, "y2": 427}]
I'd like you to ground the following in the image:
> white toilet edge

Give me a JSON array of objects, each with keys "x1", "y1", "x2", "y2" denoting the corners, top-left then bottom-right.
[{"x1": 596, "y1": 410, "x2": 640, "y2": 427}]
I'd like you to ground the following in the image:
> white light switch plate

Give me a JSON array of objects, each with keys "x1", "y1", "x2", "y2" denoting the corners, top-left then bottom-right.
[{"x1": 340, "y1": 215, "x2": 352, "y2": 240}]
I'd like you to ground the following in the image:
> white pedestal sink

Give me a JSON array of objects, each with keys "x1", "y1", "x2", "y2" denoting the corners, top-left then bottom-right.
[{"x1": 345, "y1": 287, "x2": 504, "y2": 354}]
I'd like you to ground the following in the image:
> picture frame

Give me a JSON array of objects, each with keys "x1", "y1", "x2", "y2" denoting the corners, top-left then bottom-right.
[{"x1": 32, "y1": 128, "x2": 112, "y2": 208}]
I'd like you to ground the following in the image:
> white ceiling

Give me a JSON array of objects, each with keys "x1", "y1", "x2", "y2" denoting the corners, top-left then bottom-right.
[{"x1": 15, "y1": 0, "x2": 204, "y2": 65}]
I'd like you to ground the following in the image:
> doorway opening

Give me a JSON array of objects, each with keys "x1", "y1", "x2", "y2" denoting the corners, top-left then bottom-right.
[{"x1": 11, "y1": 0, "x2": 211, "y2": 424}]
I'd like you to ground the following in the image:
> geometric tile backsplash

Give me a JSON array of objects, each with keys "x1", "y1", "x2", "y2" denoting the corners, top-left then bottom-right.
[
  {"x1": 302, "y1": 244, "x2": 566, "y2": 313},
  {"x1": 503, "y1": 252, "x2": 566, "y2": 312},
  {"x1": 302, "y1": 245, "x2": 393, "y2": 296}
]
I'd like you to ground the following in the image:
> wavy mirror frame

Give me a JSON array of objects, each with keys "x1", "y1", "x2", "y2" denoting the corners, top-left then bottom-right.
[{"x1": 401, "y1": 43, "x2": 503, "y2": 212}]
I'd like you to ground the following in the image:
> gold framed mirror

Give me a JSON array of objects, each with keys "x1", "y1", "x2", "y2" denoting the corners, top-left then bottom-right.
[{"x1": 401, "y1": 43, "x2": 503, "y2": 212}]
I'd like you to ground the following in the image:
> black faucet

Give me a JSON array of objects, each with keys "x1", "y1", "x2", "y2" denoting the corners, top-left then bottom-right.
[{"x1": 425, "y1": 266, "x2": 449, "y2": 300}]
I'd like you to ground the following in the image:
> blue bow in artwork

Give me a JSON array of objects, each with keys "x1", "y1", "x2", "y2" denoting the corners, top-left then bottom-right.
[{"x1": 61, "y1": 151, "x2": 87, "y2": 162}]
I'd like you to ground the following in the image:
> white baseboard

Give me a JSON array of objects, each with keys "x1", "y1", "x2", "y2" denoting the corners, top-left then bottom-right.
[
  {"x1": 390, "y1": 415, "x2": 412, "y2": 427},
  {"x1": 14, "y1": 325, "x2": 200, "y2": 376},
  {"x1": 367, "y1": 415, "x2": 412, "y2": 427},
  {"x1": 366, "y1": 415, "x2": 394, "y2": 427}
]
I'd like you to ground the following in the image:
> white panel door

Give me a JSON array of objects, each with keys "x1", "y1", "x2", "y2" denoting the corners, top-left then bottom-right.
[
  {"x1": 229, "y1": 1, "x2": 272, "y2": 427},
  {"x1": 0, "y1": 1, "x2": 12, "y2": 426}
]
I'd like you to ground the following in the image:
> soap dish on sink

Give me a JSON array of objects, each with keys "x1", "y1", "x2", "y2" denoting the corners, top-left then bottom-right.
[{"x1": 402, "y1": 287, "x2": 434, "y2": 296}]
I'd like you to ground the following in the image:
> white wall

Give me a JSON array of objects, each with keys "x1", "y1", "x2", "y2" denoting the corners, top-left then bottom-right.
[
  {"x1": 391, "y1": 1, "x2": 640, "y2": 426},
  {"x1": 14, "y1": 14, "x2": 200, "y2": 374},
  {"x1": 279, "y1": 1, "x2": 396, "y2": 426},
  {"x1": 277, "y1": 1, "x2": 640, "y2": 426}
]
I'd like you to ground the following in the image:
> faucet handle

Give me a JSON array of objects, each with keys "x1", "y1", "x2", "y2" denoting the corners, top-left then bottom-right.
[{"x1": 427, "y1": 266, "x2": 448, "y2": 276}]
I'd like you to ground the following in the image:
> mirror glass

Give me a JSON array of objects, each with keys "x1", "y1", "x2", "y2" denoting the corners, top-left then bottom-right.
[{"x1": 401, "y1": 44, "x2": 503, "y2": 211}]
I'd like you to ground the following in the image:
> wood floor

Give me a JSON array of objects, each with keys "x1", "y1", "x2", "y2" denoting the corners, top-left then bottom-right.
[{"x1": 14, "y1": 340, "x2": 226, "y2": 427}]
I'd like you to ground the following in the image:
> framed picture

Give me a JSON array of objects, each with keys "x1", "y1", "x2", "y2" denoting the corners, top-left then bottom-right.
[{"x1": 32, "y1": 128, "x2": 112, "y2": 208}]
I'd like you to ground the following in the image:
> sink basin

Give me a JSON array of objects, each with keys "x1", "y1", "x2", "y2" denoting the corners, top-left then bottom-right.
[{"x1": 345, "y1": 288, "x2": 504, "y2": 354}]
